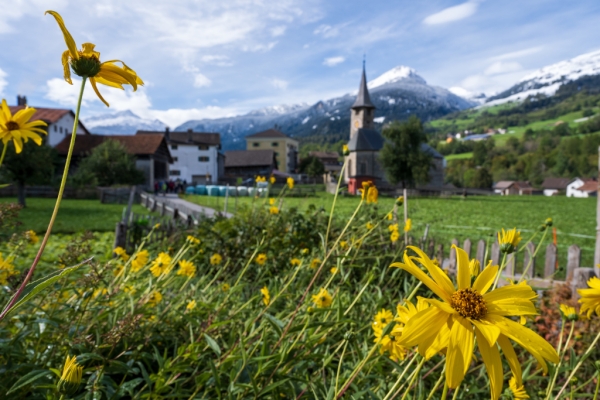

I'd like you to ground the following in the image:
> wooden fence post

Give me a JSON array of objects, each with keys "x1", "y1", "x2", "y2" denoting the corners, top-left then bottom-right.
[
  {"x1": 505, "y1": 253, "x2": 515, "y2": 279},
  {"x1": 571, "y1": 267, "x2": 597, "y2": 300},
  {"x1": 428, "y1": 238, "x2": 435, "y2": 258},
  {"x1": 522, "y1": 242, "x2": 535, "y2": 280},
  {"x1": 491, "y1": 242, "x2": 500, "y2": 266},
  {"x1": 436, "y1": 244, "x2": 444, "y2": 266},
  {"x1": 544, "y1": 243, "x2": 557, "y2": 280},
  {"x1": 463, "y1": 239, "x2": 472, "y2": 259},
  {"x1": 449, "y1": 238, "x2": 459, "y2": 271},
  {"x1": 566, "y1": 245, "x2": 581, "y2": 282},
  {"x1": 114, "y1": 222, "x2": 127, "y2": 250},
  {"x1": 476, "y1": 240, "x2": 485, "y2": 266}
]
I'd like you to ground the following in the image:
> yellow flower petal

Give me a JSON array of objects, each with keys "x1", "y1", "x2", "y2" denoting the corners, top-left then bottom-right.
[
  {"x1": 45, "y1": 11, "x2": 79, "y2": 60},
  {"x1": 61, "y1": 49, "x2": 73, "y2": 84},
  {"x1": 472, "y1": 265, "x2": 499, "y2": 294},
  {"x1": 99, "y1": 63, "x2": 139, "y2": 90},
  {"x1": 398, "y1": 306, "x2": 449, "y2": 348},
  {"x1": 424, "y1": 319, "x2": 452, "y2": 359},
  {"x1": 89, "y1": 78, "x2": 109, "y2": 107},
  {"x1": 470, "y1": 318, "x2": 500, "y2": 347},
  {"x1": 483, "y1": 284, "x2": 537, "y2": 303},
  {"x1": 454, "y1": 245, "x2": 471, "y2": 290},
  {"x1": 445, "y1": 315, "x2": 474, "y2": 388},
  {"x1": 475, "y1": 327, "x2": 503, "y2": 400},
  {"x1": 424, "y1": 298, "x2": 456, "y2": 315},
  {"x1": 12, "y1": 107, "x2": 37, "y2": 125},
  {"x1": 486, "y1": 299, "x2": 538, "y2": 316},
  {"x1": 408, "y1": 246, "x2": 455, "y2": 297},
  {"x1": 391, "y1": 253, "x2": 451, "y2": 303},
  {"x1": 497, "y1": 334, "x2": 523, "y2": 386}
]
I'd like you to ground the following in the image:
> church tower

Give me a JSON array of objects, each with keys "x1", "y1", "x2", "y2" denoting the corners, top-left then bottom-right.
[{"x1": 350, "y1": 64, "x2": 376, "y2": 140}]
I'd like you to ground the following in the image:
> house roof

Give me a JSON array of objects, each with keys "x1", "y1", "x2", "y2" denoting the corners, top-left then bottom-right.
[
  {"x1": 55, "y1": 134, "x2": 172, "y2": 162},
  {"x1": 224, "y1": 150, "x2": 275, "y2": 168},
  {"x1": 309, "y1": 151, "x2": 339, "y2": 159},
  {"x1": 542, "y1": 177, "x2": 573, "y2": 190},
  {"x1": 352, "y1": 66, "x2": 375, "y2": 110},
  {"x1": 576, "y1": 181, "x2": 598, "y2": 192},
  {"x1": 348, "y1": 128, "x2": 385, "y2": 151},
  {"x1": 246, "y1": 129, "x2": 293, "y2": 139},
  {"x1": 515, "y1": 181, "x2": 533, "y2": 189},
  {"x1": 137, "y1": 130, "x2": 221, "y2": 146},
  {"x1": 494, "y1": 181, "x2": 515, "y2": 189},
  {"x1": 8, "y1": 105, "x2": 90, "y2": 134}
]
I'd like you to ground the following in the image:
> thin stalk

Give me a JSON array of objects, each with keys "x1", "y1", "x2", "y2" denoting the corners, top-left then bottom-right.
[
  {"x1": 390, "y1": 354, "x2": 423, "y2": 400},
  {"x1": 381, "y1": 353, "x2": 419, "y2": 400},
  {"x1": 325, "y1": 159, "x2": 347, "y2": 251},
  {"x1": 451, "y1": 382, "x2": 461, "y2": 400},
  {"x1": 556, "y1": 329, "x2": 600, "y2": 399},
  {"x1": 0, "y1": 77, "x2": 87, "y2": 321},
  {"x1": 491, "y1": 252, "x2": 508, "y2": 291},
  {"x1": 593, "y1": 371, "x2": 600, "y2": 400},
  {"x1": 0, "y1": 143, "x2": 7, "y2": 169},
  {"x1": 547, "y1": 320, "x2": 575, "y2": 398},
  {"x1": 441, "y1": 382, "x2": 449, "y2": 399},
  {"x1": 519, "y1": 228, "x2": 549, "y2": 282},
  {"x1": 335, "y1": 340, "x2": 349, "y2": 394},
  {"x1": 426, "y1": 371, "x2": 446, "y2": 400}
]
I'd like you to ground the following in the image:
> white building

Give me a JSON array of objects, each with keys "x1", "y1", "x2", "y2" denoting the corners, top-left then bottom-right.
[
  {"x1": 567, "y1": 178, "x2": 597, "y2": 198},
  {"x1": 542, "y1": 178, "x2": 573, "y2": 196},
  {"x1": 137, "y1": 129, "x2": 223, "y2": 184},
  {"x1": 10, "y1": 96, "x2": 89, "y2": 147}
]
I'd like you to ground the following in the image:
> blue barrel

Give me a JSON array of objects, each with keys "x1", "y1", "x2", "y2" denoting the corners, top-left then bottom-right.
[
  {"x1": 207, "y1": 186, "x2": 219, "y2": 196},
  {"x1": 236, "y1": 186, "x2": 248, "y2": 196},
  {"x1": 247, "y1": 187, "x2": 255, "y2": 197},
  {"x1": 195, "y1": 185, "x2": 207, "y2": 195},
  {"x1": 185, "y1": 186, "x2": 195, "y2": 195},
  {"x1": 218, "y1": 186, "x2": 227, "y2": 197},
  {"x1": 226, "y1": 186, "x2": 236, "y2": 196},
  {"x1": 257, "y1": 181, "x2": 269, "y2": 189}
]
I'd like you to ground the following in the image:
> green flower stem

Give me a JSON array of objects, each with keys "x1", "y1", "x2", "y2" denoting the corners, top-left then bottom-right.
[
  {"x1": 491, "y1": 252, "x2": 508, "y2": 291},
  {"x1": 425, "y1": 369, "x2": 446, "y2": 400},
  {"x1": 399, "y1": 356, "x2": 426, "y2": 400},
  {"x1": 0, "y1": 143, "x2": 7, "y2": 169},
  {"x1": 0, "y1": 77, "x2": 87, "y2": 322},
  {"x1": 381, "y1": 352, "x2": 419, "y2": 400},
  {"x1": 441, "y1": 381, "x2": 449, "y2": 399},
  {"x1": 593, "y1": 370, "x2": 600, "y2": 400},
  {"x1": 202, "y1": 260, "x2": 231, "y2": 292},
  {"x1": 555, "y1": 328, "x2": 600, "y2": 399},
  {"x1": 451, "y1": 382, "x2": 462, "y2": 400},
  {"x1": 335, "y1": 339, "x2": 350, "y2": 394},
  {"x1": 547, "y1": 320, "x2": 575, "y2": 398},
  {"x1": 343, "y1": 277, "x2": 373, "y2": 315},
  {"x1": 336, "y1": 342, "x2": 380, "y2": 398},
  {"x1": 325, "y1": 158, "x2": 347, "y2": 251},
  {"x1": 519, "y1": 228, "x2": 549, "y2": 283}
]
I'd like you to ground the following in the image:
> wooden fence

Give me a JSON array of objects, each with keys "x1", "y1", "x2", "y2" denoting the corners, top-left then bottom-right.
[
  {"x1": 114, "y1": 212, "x2": 186, "y2": 253},
  {"x1": 419, "y1": 237, "x2": 597, "y2": 297}
]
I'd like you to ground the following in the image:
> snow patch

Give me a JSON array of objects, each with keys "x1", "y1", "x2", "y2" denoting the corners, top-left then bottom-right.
[
  {"x1": 302, "y1": 116, "x2": 310, "y2": 124},
  {"x1": 374, "y1": 116, "x2": 385, "y2": 123},
  {"x1": 368, "y1": 66, "x2": 426, "y2": 89}
]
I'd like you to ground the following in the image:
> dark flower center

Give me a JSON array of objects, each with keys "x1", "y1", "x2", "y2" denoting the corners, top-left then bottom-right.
[
  {"x1": 6, "y1": 121, "x2": 19, "y2": 131},
  {"x1": 450, "y1": 288, "x2": 487, "y2": 320}
]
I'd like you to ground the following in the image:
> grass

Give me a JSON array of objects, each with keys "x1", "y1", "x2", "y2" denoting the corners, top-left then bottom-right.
[
  {"x1": 184, "y1": 191, "x2": 597, "y2": 273},
  {"x1": 0, "y1": 197, "x2": 153, "y2": 234},
  {"x1": 445, "y1": 152, "x2": 473, "y2": 160}
]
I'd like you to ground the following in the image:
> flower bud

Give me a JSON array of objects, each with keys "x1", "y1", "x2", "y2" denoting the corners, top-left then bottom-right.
[{"x1": 545, "y1": 218, "x2": 553, "y2": 227}]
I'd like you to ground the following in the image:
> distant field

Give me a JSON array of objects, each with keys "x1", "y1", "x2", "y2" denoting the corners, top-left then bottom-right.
[
  {"x1": 445, "y1": 152, "x2": 473, "y2": 160},
  {"x1": 184, "y1": 192, "x2": 597, "y2": 274},
  {"x1": 0, "y1": 198, "x2": 152, "y2": 233}
]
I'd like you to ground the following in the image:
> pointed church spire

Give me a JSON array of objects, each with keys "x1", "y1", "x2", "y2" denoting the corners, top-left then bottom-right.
[{"x1": 352, "y1": 61, "x2": 375, "y2": 110}]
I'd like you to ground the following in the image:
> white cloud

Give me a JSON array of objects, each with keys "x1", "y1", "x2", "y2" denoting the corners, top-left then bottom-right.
[
  {"x1": 192, "y1": 73, "x2": 212, "y2": 88},
  {"x1": 489, "y1": 47, "x2": 543, "y2": 61},
  {"x1": 271, "y1": 78, "x2": 289, "y2": 90},
  {"x1": 271, "y1": 25, "x2": 287, "y2": 37},
  {"x1": 242, "y1": 42, "x2": 278, "y2": 52},
  {"x1": 148, "y1": 106, "x2": 239, "y2": 128},
  {"x1": 484, "y1": 61, "x2": 522, "y2": 76},
  {"x1": 323, "y1": 56, "x2": 345, "y2": 67},
  {"x1": 201, "y1": 55, "x2": 234, "y2": 67},
  {"x1": 0, "y1": 68, "x2": 7, "y2": 96},
  {"x1": 423, "y1": 1, "x2": 479, "y2": 25},
  {"x1": 314, "y1": 24, "x2": 341, "y2": 38}
]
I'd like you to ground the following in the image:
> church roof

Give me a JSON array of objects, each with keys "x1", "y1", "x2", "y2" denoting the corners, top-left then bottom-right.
[
  {"x1": 348, "y1": 128, "x2": 384, "y2": 151},
  {"x1": 351, "y1": 67, "x2": 375, "y2": 110}
]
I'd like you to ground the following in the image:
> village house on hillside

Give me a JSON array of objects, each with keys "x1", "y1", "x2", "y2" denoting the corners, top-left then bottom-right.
[
  {"x1": 542, "y1": 178, "x2": 572, "y2": 196},
  {"x1": 10, "y1": 96, "x2": 89, "y2": 146},
  {"x1": 343, "y1": 67, "x2": 444, "y2": 194},
  {"x1": 567, "y1": 177, "x2": 597, "y2": 197},
  {"x1": 493, "y1": 181, "x2": 534, "y2": 196},
  {"x1": 137, "y1": 128, "x2": 223, "y2": 184},
  {"x1": 308, "y1": 151, "x2": 342, "y2": 181},
  {"x1": 245, "y1": 129, "x2": 299, "y2": 174},
  {"x1": 223, "y1": 149, "x2": 277, "y2": 180},
  {"x1": 55, "y1": 134, "x2": 172, "y2": 190}
]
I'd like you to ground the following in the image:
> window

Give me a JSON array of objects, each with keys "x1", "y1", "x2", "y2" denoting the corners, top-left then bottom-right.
[
  {"x1": 271, "y1": 142, "x2": 279, "y2": 147},
  {"x1": 53, "y1": 125, "x2": 57, "y2": 132},
  {"x1": 173, "y1": 157, "x2": 178, "y2": 162},
  {"x1": 275, "y1": 152, "x2": 279, "y2": 158},
  {"x1": 199, "y1": 156, "x2": 209, "y2": 162},
  {"x1": 252, "y1": 142, "x2": 260, "y2": 147},
  {"x1": 170, "y1": 170, "x2": 181, "y2": 176},
  {"x1": 198, "y1": 145, "x2": 209, "y2": 150},
  {"x1": 59, "y1": 126, "x2": 63, "y2": 133},
  {"x1": 171, "y1": 145, "x2": 178, "y2": 150}
]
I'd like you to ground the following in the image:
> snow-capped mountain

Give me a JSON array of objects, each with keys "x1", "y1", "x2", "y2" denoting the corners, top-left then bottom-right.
[
  {"x1": 486, "y1": 49, "x2": 600, "y2": 105},
  {"x1": 449, "y1": 87, "x2": 487, "y2": 104},
  {"x1": 177, "y1": 66, "x2": 475, "y2": 150},
  {"x1": 83, "y1": 110, "x2": 167, "y2": 135}
]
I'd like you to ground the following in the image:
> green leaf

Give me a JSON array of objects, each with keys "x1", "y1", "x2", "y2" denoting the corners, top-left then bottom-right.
[
  {"x1": 0, "y1": 183, "x2": 10, "y2": 188},
  {"x1": 7, "y1": 370, "x2": 52, "y2": 394},
  {"x1": 1, "y1": 257, "x2": 92, "y2": 317},
  {"x1": 204, "y1": 333, "x2": 221, "y2": 357},
  {"x1": 263, "y1": 313, "x2": 284, "y2": 337}
]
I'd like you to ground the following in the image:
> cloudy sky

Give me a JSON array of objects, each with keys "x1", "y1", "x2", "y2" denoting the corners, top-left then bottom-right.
[{"x1": 1, "y1": 0, "x2": 600, "y2": 127}]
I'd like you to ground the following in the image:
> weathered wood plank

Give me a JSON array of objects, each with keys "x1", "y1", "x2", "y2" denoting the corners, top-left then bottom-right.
[
  {"x1": 544, "y1": 243, "x2": 557, "y2": 280},
  {"x1": 449, "y1": 238, "x2": 459, "y2": 271},
  {"x1": 522, "y1": 242, "x2": 535, "y2": 279},
  {"x1": 463, "y1": 238, "x2": 472, "y2": 259},
  {"x1": 491, "y1": 242, "x2": 500, "y2": 266},
  {"x1": 476, "y1": 240, "x2": 485, "y2": 266},
  {"x1": 566, "y1": 245, "x2": 581, "y2": 282}
]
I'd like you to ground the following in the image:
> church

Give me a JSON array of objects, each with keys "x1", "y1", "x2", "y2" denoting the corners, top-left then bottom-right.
[{"x1": 344, "y1": 66, "x2": 445, "y2": 194}]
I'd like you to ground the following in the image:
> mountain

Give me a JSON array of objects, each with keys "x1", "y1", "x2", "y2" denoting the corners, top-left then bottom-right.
[
  {"x1": 83, "y1": 110, "x2": 167, "y2": 135},
  {"x1": 486, "y1": 49, "x2": 600, "y2": 105},
  {"x1": 176, "y1": 66, "x2": 475, "y2": 150}
]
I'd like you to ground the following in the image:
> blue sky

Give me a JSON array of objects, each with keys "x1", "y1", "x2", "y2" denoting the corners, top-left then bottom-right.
[{"x1": 1, "y1": 0, "x2": 600, "y2": 127}]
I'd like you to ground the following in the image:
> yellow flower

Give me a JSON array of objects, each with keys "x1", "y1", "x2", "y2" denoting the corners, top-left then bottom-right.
[
  {"x1": 366, "y1": 185, "x2": 378, "y2": 204},
  {"x1": 360, "y1": 181, "x2": 371, "y2": 200},
  {"x1": 287, "y1": 177, "x2": 295, "y2": 189},
  {"x1": 177, "y1": 260, "x2": 196, "y2": 278},
  {"x1": 301, "y1": 248, "x2": 309, "y2": 255},
  {"x1": 57, "y1": 355, "x2": 83, "y2": 395},
  {"x1": 123, "y1": 285, "x2": 136, "y2": 295},
  {"x1": 210, "y1": 253, "x2": 223, "y2": 265},
  {"x1": 498, "y1": 228, "x2": 522, "y2": 254},
  {"x1": 310, "y1": 258, "x2": 321, "y2": 269},
  {"x1": 131, "y1": 250, "x2": 149, "y2": 272},
  {"x1": 154, "y1": 223, "x2": 161, "y2": 229},
  {"x1": 545, "y1": 218, "x2": 553, "y2": 227},
  {"x1": 340, "y1": 241, "x2": 348, "y2": 250},
  {"x1": 330, "y1": 267, "x2": 338, "y2": 275},
  {"x1": 187, "y1": 235, "x2": 200, "y2": 244},
  {"x1": 269, "y1": 176, "x2": 276, "y2": 184},
  {"x1": 509, "y1": 376, "x2": 529, "y2": 399},
  {"x1": 578, "y1": 277, "x2": 600, "y2": 318},
  {"x1": 25, "y1": 230, "x2": 39, "y2": 244},
  {"x1": 269, "y1": 206, "x2": 279, "y2": 214},
  {"x1": 186, "y1": 300, "x2": 197, "y2": 311},
  {"x1": 93, "y1": 287, "x2": 108, "y2": 298},
  {"x1": 150, "y1": 252, "x2": 172, "y2": 277},
  {"x1": 269, "y1": 198, "x2": 276, "y2": 205},
  {"x1": 391, "y1": 245, "x2": 558, "y2": 399},
  {"x1": 255, "y1": 175, "x2": 266, "y2": 183},
  {"x1": 46, "y1": 11, "x2": 143, "y2": 107},
  {"x1": 469, "y1": 259, "x2": 480, "y2": 277},
  {"x1": 387, "y1": 213, "x2": 393, "y2": 221},
  {"x1": 147, "y1": 291, "x2": 163, "y2": 307},
  {"x1": 261, "y1": 286, "x2": 270, "y2": 306},
  {"x1": 255, "y1": 253, "x2": 267, "y2": 265},
  {"x1": 396, "y1": 196, "x2": 404, "y2": 206},
  {"x1": 390, "y1": 231, "x2": 400, "y2": 243},
  {"x1": 343, "y1": 144, "x2": 350, "y2": 156},
  {"x1": 371, "y1": 309, "x2": 394, "y2": 335},
  {"x1": 222, "y1": 283, "x2": 230, "y2": 292},
  {"x1": 291, "y1": 258, "x2": 302, "y2": 267},
  {"x1": 366, "y1": 222, "x2": 374, "y2": 230},
  {"x1": 388, "y1": 224, "x2": 399, "y2": 232},
  {"x1": 114, "y1": 246, "x2": 129, "y2": 262},
  {"x1": 312, "y1": 288, "x2": 332, "y2": 308},
  {"x1": 113, "y1": 264, "x2": 124, "y2": 277},
  {"x1": 0, "y1": 99, "x2": 48, "y2": 153},
  {"x1": 404, "y1": 218, "x2": 412, "y2": 232}
]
